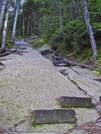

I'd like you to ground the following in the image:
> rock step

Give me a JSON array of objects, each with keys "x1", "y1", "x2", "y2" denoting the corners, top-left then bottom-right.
[
  {"x1": 34, "y1": 109, "x2": 76, "y2": 124},
  {"x1": 58, "y1": 96, "x2": 92, "y2": 108}
]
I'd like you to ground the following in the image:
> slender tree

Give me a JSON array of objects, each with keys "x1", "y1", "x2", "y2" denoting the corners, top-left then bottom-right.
[
  {"x1": 59, "y1": 0, "x2": 63, "y2": 43},
  {"x1": 0, "y1": 0, "x2": 3, "y2": 12},
  {"x1": 1, "y1": 1, "x2": 11, "y2": 51},
  {"x1": 0, "y1": 0, "x2": 8, "y2": 30},
  {"x1": 23, "y1": 17, "x2": 25, "y2": 36},
  {"x1": 81, "y1": 0, "x2": 98, "y2": 56},
  {"x1": 69, "y1": 2, "x2": 73, "y2": 21},
  {"x1": 27, "y1": 16, "x2": 30, "y2": 36},
  {"x1": 72, "y1": 0, "x2": 79, "y2": 20},
  {"x1": 11, "y1": 0, "x2": 20, "y2": 43}
]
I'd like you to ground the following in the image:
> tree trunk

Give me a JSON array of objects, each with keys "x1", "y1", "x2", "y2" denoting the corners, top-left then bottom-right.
[
  {"x1": 11, "y1": 0, "x2": 20, "y2": 43},
  {"x1": 72, "y1": 0, "x2": 79, "y2": 20},
  {"x1": 59, "y1": 0, "x2": 63, "y2": 30},
  {"x1": 23, "y1": 17, "x2": 25, "y2": 36},
  {"x1": 0, "y1": 0, "x2": 3, "y2": 12},
  {"x1": 81, "y1": 0, "x2": 98, "y2": 56},
  {"x1": 0, "y1": 0, "x2": 7, "y2": 30},
  {"x1": 27, "y1": 16, "x2": 29, "y2": 36},
  {"x1": 1, "y1": 1, "x2": 10, "y2": 51},
  {"x1": 69, "y1": 2, "x2": 73, "y2": 21},
  {"x1": 59, "y1": 0, "x2": 63, "y2": 43}
]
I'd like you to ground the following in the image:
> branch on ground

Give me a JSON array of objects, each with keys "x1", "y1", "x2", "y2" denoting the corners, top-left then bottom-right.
[{"x1": 0, "y1": 47, "x2": 28, "y2": 57}]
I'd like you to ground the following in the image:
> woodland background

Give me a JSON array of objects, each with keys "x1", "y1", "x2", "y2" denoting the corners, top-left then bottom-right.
[{"x1": 0, "y1": 0, "x2": 101, "y2": 69}]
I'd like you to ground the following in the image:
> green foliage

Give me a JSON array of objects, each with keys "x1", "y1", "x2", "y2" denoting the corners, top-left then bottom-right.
[
  {"x1": 0, "y1": 58, "x2": 6, "y2": 61},
  {"x1": 15, "y1": 35, "x2": 29, "y2": 38},
  {"x1": 0, "y1": 0, "x2": 100, "y2": 56},
  {"x1": 42, "y1": 18, "x2": 88, "y2": 56},
  {"x1": 76, "y1": 47, "x2": 93, "y2": 61},
  {"x1": 63, "y1": 19, "x2": 87, "y2": 51},
  {"x1": 31, "y1": 115, "x2": 35, "y2": 125},
  {"x1": 6, "y1": 40, "x2": 12, "y2": 49},
  {"x1": 89, "y1": 0, "x2": 101, "y2": 36},
  {"x1": 97, "y1": 57, "x2": 101, "y2": 64},
  {"x1": 31, "y1": 38, "x2": 46, "y2": 49}
]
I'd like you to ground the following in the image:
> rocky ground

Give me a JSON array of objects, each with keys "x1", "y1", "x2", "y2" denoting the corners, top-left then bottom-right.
[{"x1": 0, "y1": 39, "x2": 101, "y2": 134}]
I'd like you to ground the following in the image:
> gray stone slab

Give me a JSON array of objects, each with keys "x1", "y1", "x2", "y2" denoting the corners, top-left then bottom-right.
[
  {"x1": 58, "y1": 96, "x2": 92, "y2": 108},
  {"x1": 34, "y1": 109, "x2": 76, "y2": 124}
]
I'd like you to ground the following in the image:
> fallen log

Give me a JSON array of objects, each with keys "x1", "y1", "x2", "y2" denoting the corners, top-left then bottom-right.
[
  {"x1": 52, "y1": 55, "x2": 95, "y2": 70},
  {"x1": 0, "y1": 48, "x2": 28, "y2": 57},
  {"x1": 64, "y1": 59, "x2": 95, "y2": 70},
  {"x1": 0, "y1": 50, "x2": 13, "y2": 57}
]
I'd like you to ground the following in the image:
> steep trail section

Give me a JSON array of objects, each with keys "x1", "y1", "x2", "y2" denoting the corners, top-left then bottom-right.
[{"x1": 0, "y1": 39, "x2": 98, "y2": 133}]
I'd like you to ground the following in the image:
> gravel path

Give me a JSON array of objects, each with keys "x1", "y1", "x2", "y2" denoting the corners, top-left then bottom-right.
[{"x1": 0, "y1": 39, "x2": 100, "y2": 133}]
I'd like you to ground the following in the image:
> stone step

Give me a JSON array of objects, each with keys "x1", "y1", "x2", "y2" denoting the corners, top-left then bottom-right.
[
  {"x1": 34, "y1": 109, "x2": 76, "y2": 124},
  {"x1": 58, "y1": 96, "x2": 92, "y2": 108}
]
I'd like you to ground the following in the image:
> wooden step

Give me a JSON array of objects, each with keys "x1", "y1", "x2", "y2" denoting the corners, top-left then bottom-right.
[
  {"x1": 58, "y1": 96, "x2": 92, "y2": 108},
  {"x1": 34, "y1": 109, "x2": 76, "y2": 124}
]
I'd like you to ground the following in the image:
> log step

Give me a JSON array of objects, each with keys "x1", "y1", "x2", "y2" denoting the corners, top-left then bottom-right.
[
  {"x1": 58, "y1": 96, "x2": 92, "y2": 108},
  {"x1": 34, "y1": 109, "x2": 76, "y2": 124}
]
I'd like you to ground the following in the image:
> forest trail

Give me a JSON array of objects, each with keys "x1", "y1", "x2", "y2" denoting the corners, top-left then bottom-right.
[{"x1": 0, "y1": 39, "x2": 101, "y2": 133}]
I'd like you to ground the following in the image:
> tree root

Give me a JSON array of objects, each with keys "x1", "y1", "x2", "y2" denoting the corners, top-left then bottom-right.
[{"x1": 52, "y1": 55, "x2": 96, "y2": 70}]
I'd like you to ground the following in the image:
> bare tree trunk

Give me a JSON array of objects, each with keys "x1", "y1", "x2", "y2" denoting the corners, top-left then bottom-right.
[
  {"x1": 23, "y1": 17, "x2": 25, "y2": 36},
  {"x1": 72, "y1": 0, "x2": 79, "y2": 20},
  {"x1": 27, "y1": 16, "x2": 29, "y2": 36},
  {"x1": 81, "y1": 0, "x2": 98, "y2": 56},
  {"x1": 59, "y1": 0, "x2": 63, "y2": 44},
  {"x1": 69, "y1": 3, "x2": 73, "y2": 21},
  {"x1": 0, "y1": 0, "x2": 7, "y2": 30},
  {"x1": 1, "y1": 1, "x2": 10, "y2": 51},
  {"x1": 0, "y1": 0, "x2": 3, "y2": 12},
  {"x1": 59, "y1": 0, "x2": 63, "y2": 30},
  {"x1": 11, "y1": 0, "x2": 20, "y2": 43}
]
